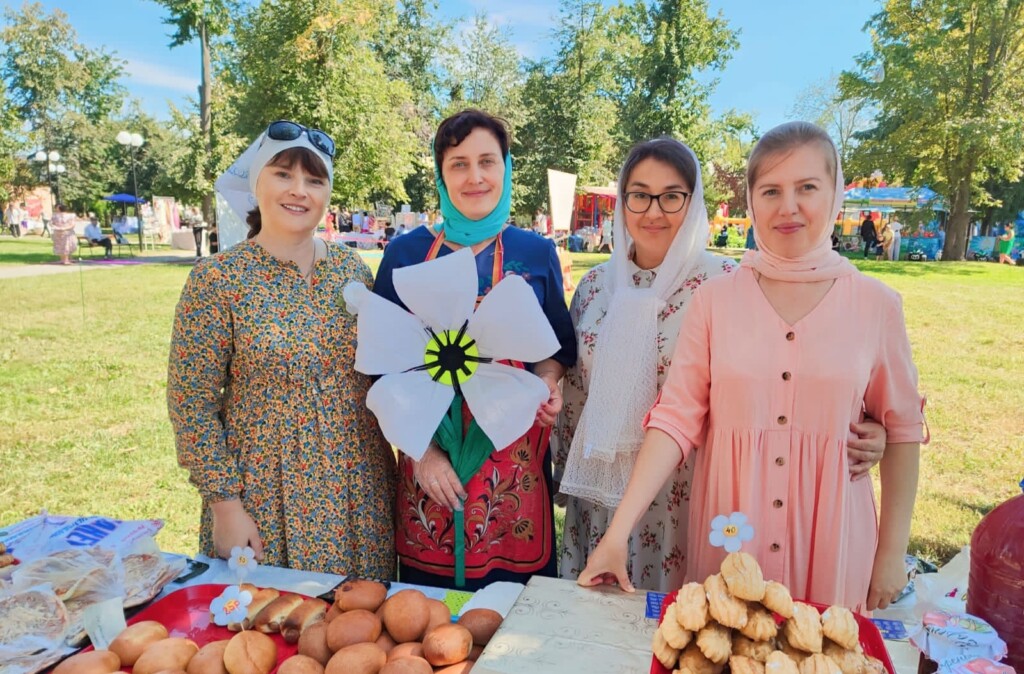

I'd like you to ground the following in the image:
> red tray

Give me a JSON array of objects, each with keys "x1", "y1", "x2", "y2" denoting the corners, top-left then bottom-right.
[
  {"x1": 87, "y1": 584, "x2": 304, "y2": 673},
  {"x1": 649, "y1": 591, "x2": 896, "y2": 674}
]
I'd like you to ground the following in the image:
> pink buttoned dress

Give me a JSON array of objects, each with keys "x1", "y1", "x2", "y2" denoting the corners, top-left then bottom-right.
[{"x1": 645, "y1": 266, "x2": 925, "y2": 611}]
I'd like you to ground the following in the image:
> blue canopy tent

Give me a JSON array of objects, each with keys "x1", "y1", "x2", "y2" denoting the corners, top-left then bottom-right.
[
  {"x1": 842, "y1": 186, "x2": 947, "y2": 259},
  {"x1": 103, "y1": 194, "x2": 148, "y2": 245},
  {"x1": 103, "y1": 193, "x2": 147, "y2": 204}
]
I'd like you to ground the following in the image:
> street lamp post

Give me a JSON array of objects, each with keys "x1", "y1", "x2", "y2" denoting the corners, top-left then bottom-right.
[
  {"x1": 116, "y1": 131, "x2": 145, "y2": 251},
  {"x1": 33, "y1": 149, "x2": 61, "y2": 236}
]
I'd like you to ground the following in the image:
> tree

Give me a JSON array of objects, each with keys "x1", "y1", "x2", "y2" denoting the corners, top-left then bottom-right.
[
  {"x1": 151, "y1": 0, "x2": 234, "y2": 218},
  {"x1": 443, "y1": 14, "x2": 525, "y2": 125},
  {"x1": 791, "y1": 74, "x2": 872, "y2": 167},
  {"x1": 841, "y1": 0, "x2": 1024, "y2": 261}
]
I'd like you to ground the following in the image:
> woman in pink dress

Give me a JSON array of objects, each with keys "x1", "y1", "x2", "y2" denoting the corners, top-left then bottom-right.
[
  {"x1": 579, "y1": 122, "x2": 926, "y2": 613},
  {"x1": 50, "y1": 204, "x2": 77, "y2": 265}
]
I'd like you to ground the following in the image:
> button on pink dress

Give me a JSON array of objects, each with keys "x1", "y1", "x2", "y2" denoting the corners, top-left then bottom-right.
[{"x1": 645, "y1": 267, "x2": 925, "y2": 611}]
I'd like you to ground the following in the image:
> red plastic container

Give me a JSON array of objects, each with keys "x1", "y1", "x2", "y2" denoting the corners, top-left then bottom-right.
[
  {"x1": 967, "y1": 490, "x2": 1024, "y2": 673},
  {"x1": 649, "y1": 591, "x2": 896, "y2": 674}
]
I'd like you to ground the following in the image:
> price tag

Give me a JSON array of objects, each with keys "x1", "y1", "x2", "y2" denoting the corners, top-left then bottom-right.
[
  {"x1": 645, "y1": 591, "x2": 667, "y2": 620},
  {"x1": 871, "y1": 618, "x2": 909, "y2": 640},
  {"x1": 82, "y1": 596, "x2": 127, "y2": 650}
]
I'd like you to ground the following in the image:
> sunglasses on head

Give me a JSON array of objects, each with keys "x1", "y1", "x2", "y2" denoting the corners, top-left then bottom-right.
[{"x1": 264, "y1": 120, "x2": 335, "y2": 158}]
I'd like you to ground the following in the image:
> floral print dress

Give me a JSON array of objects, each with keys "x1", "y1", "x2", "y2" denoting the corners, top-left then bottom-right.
[
  {"x1": 50, "y1": 213, "x2": 77, "y2": 256},
  {"x1": 554, "y1": 251, "x2": 737, "y2": 592},
  {"x1": 168, "y1": 239, "x2": 397, "y2": 578}
]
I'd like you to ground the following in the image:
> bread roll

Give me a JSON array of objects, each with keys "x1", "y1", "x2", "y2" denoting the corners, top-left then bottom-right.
[
  {"x1": 108, "y1": 620, "x2": 169, "y2": 665},
  {"x1": 298, "y1": 621, "x2": 332, "y2": 665},
  {"x1": 237, "y1": 587, "x2": 281, "y2": 631},
  {"x1": 374, "y1": 630, "x2": 396, "y2": 653},
  {"x1": 386, "y1": 643, "x2": 423, "y2": 662},
  {"x1": 186, "y1": 640, "x2": 230, "y2": 674},
  {"x1": 282, "y1": 598, "x2": 328, "y2": 644},
  {"x1": 469, "y1": 644, "x2": 483, "y2": 660},
  {"x1": 52, "y1": 649, "x2": 121, "y2": 674},
  {"x1": 277, "y1": 654, "x2": 326, "y2": 674},
  {"x1": 433, "y1": 663, "x2": 474, "y2": 674},
  {"x1": 225, "y1": 583, "x2": 258, "y2": 631},
  {"x1": 133, "y1": 638, "x2": 200, "y2": 674},
  {"x1": 424, "y1": 600, "x2": 451, "y2": 634},
  {"x1": 149, "y1": 670, "x2": 187, "y2": 674},
  {"x1": 326, "y1": 609, "x2": 382, "y2": 651},
  {"x1": 379, "y1": 657, "x2": 432, "y2": 674},
  {"x1": 325, "y1": 643, "x2": 387, "y2": 674},
  {"x1": 380, "y1": 590, "x2": 429, "y2": 643},
  {"x1": 254, "y1": 593, "x2": 305, "y2": 634},
  {"x1": 422, "y1": 624, "x2": 473, "y2": 667},
  {"x1": 457, "y1": 608, "x2": 502, "y2": 646},
  {"x1": 224, "y1": 630, "x2": 278, "y2": 674},
  {"x1": 334, "y1": 579, "x2": 388, "y2": 612},
  {"x1": 325, "y1": 602, "x2": 342, "y2": 623}
]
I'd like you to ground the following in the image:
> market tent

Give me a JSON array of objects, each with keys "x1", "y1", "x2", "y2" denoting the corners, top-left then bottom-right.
[
  {"x1": 103, "y1": 193, "x2": 147, "y2": 204},
  {"x1": 843, "y1": 186, "x2": 943, "y2": 210}
]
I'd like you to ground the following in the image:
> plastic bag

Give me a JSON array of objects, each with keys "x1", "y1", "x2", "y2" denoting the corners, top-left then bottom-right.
[
  {"x1": 0, "y1": 583, "x2": 74, "y2": 674},
  {"x1": 915, "y1": 547, "x2": 970, "y2": 617},
  {"x1": 0, "y1": 512, "x2": 163, "y2": 564}
]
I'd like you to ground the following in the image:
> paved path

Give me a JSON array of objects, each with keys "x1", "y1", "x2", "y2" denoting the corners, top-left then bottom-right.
[{"x1": 0, "y1": 250, "x2": 197, "y2": 280}]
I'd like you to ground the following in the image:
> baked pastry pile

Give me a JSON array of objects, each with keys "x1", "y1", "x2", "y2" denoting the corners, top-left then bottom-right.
[{"x1": 652, "y1": 553, "x2": 886, "y2": 674}]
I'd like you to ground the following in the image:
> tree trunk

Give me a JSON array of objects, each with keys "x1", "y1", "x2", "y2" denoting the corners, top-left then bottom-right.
[
  {"x1": 943, "y1": 173, "x2": 973, "y2": 261},
  {"x1": 200, "y1": 20, "x2": 214, "y2": 226}
]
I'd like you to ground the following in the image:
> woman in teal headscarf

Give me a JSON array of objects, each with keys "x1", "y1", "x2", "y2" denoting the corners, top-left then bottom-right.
[{"x1": 373, "y1": 109, "x2": 577, "y2": 589}]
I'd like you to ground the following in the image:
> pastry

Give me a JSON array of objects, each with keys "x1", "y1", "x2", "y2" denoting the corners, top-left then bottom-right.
[
  {"x1": 820, "y1": 606, "x2": 859, "y2": 651},
  {"x1": 282, "y1": 598, "x2": 328, "y2": 644},
  {"x1": 823, "y1": 639, "x2": 870, "y2": 674},
  {"x1": 421, "y1": 624, "x2": 473, "y2": 667},
  {"x1": 661, "y1": 603, "x2": 693, "y2": 649},
  {"x1": 333, "y1": 579, "x2": 388, "y2": 612},
  {"x1": 763, "y1": 581, "x2": 795, "y2": 619},
  {"x1": 696, "y1": 621, "x2": 732, "y2": 665},
  {"x1": 254, "y1": 594, "x2": 305, "y2": 634},
  {"x1": 732, "y1": 634, "x2": 775, "y2": 663},
  {"x1": 652, "y1": 627, "x2": 680, "y2": 670},
  {"x1": 325, "y1": 643, "x2": 387, "y2": 674},
  {"x1": 237, "y1": 586, "x2": 280, "y2": 631},
  {"x1": 675, "y1": 582, "x2": 710, "y2": 631},
  {"x1": 739, "y1": 603, "x2": 778, "y2": 641},
  {"x1": 326, "y1": 609, "x2": 382, "y2": 651},
  {"x1": 704, "y1": 573, "x2": 748, "y2": 630},
  {"x1": 730, "y1": 654, "x2": 767, "y2": 674},
  {"x1": 458, "y1": 608, "x2": 502, "y2": 646},
  {"x1": 380, "y1": 589, "x2": 431, "y2": 643},
  {"x1": 799, "y1": 653, "x2": 843, "y2": 674},
  {"x1": 677, "y1": 641, "x2": 724, "y2": 674},
  {"x1": 784, "y1": 603, "x2": 823, "y2": 654},
  {"x1": 134, "y1": 638, "x2": 200, "y2": 674},
  {"x1": 52, "y1": 650, "x2": 121, "y2": 674},
  {"x1": 187, "y1": 640, "x2": 230, "y2": 674},
  {"x1": 721, "y1": 552, "x2": 766, "y2": 601},
  {"x1": 109, "y1": 620, "x2": 170, "y2": 666},
  {"x1": 864, "y1": 656, "x2": 886, "y2": 674},
  {"x1": 766, "y1": 651, "x2": 802, "y2": 674}
]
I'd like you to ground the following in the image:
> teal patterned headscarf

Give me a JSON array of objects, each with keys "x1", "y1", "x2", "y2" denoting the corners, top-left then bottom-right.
[{"x1": 434, "y1": 151, "x2": 513, "y2": 246}]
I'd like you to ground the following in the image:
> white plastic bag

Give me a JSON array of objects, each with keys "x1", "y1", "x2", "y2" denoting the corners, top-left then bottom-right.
[{"x1": 914, "y1": 546, "x2": 970, "y2": 617}]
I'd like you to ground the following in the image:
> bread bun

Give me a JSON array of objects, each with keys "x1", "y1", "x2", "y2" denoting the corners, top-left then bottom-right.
[
  {"x1": 52, "y1": 649, "x2": 121, "y2": 674},
  {"x1": 277, "y1": 654, "x2": 326, "y2": 674},
  {"x1": 298, "y1": 621, "x2": 332, "y2": 665},
  {"x1": 422, "y1": 624, "x2": 473, "y2": 667},
  {"x1": 380, "y1": 590, "x2": 429, "y2": 643},
  {"x1": 108, "y1": 620, "x2": 169, "y2": 665},
  {"x1": 433, "y1": 663, "x2": 474, "y2": 674},
  {"x1": 457, "y1": 608, "x2": 502, "y2": 646},
  {"x1": 325, "y1": 643, "x2": 387, "y2": 674},
  {"x1": 334, "y1": 579, "x2": 388, "y2": 612},
  {"x1": 238, "y1": 587, "x2": 280, "y2": 631},
  {"x1": 134, "y1": 638, "x2": 199, "y2": 674},
  {"x1": 324, "y1": 602, "x2": 342, "y2": 623},
  {"x1": 469, "y1": 644, "x2": 483, "y2": 660},
  {"x1": 386, "y1": 643, "x2": 423, "y2": 662},
  {"x1": 282, "y1": 598, "x2": 328, "y2": 644},
  {"x1": 223, "y1": 630, "x2": 278, "y2": 674},
  {"x1": 326, "y1": 608, "x2": 382, "y2": 651},
  {"x1": 254, "y1": 594, "x2": 305, "y2": 634},
  {"x1": 186, "y1": 639, "x2": 230, "y2": 674},
  {"x1": 374, "y1": 630, "x2": 396, "y2": 653},
  {"x1": 424, "y1": 600, "x2": 451, "y2": 634},
  {"x1": 150, "y1": 670, "x2": 187, "y2": 674},
  {"x1": 379, "y1": 656, "x2": 432, "y2": 674}
]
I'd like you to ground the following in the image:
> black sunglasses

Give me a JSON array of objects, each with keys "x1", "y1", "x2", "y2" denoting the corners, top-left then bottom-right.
[{"x1": 265, "y1": 120, "x2": 335, "y2": 158}]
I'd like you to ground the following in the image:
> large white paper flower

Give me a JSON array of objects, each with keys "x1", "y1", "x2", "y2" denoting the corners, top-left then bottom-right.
[{"x1": 343, "y1": 248, "x2": 560, "y2": 460}]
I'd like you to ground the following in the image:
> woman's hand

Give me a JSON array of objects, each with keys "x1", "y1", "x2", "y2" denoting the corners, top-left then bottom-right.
[
  {"x1": 210, "y1": 499, "x2": 263, "y2": 561},
  {"x1": 866, "y1": 547, "x2": 909, "y2": 611},
  {"x1": 535, "y1": 371, "x2": 563, "y2": 427},
  {"x1": 847, "y1": 418, "x2": 887, "y2": 481},
  {"x1": 577, "y1": 532, "x2": 634, "y2": 592},
  {"x1": 413, "y1": 444, "x2": 466, "y2": 511}
]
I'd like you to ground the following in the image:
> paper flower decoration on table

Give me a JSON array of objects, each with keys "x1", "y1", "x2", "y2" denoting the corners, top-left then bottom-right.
[
  {"x1": 709, "y1": 512, "x2": 754, "y2": 553},
  {"x1": 228, "y1": 546, "x2": 257, "y2": 579},
  {"x1": 343, "y1": 247, "x2": 561, "y2": 460},
  {"x1": 210, "y1": 585, "x2": 253, "y2": 627}
]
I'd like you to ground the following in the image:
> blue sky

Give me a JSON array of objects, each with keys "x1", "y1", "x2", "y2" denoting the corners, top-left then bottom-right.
[{"x1": 9, "y1": 0, "x2": 879, "y2": 132}]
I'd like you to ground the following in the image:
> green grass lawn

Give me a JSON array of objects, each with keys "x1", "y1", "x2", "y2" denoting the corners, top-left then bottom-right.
[{"x1": 1, "y1": 235, "x2": 1021, "y2": 566}]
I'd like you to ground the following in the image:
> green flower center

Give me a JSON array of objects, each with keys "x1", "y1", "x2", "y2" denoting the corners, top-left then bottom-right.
[{"x1": 418, "y1": 322, "x2": 490, "y2": 389}]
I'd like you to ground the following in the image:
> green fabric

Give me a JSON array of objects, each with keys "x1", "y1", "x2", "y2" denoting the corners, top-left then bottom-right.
[
  {"x1": 431, "y1": 395, "x2": 495, "y2": 587},
  {"x1": 999, "y1": 235, "x2": 1014, "y2": 254}
]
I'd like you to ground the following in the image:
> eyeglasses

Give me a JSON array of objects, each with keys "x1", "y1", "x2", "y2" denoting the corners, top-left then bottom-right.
[
  {"x1": 264, "y1": 120, "x2": 335, "y2": 158},
  {"x1": 623, "y1": 191, "x2": 691, "y2": 214}
]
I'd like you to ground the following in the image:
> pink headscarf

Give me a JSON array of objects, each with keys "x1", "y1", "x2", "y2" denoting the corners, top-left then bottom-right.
[{"x1": 741, "y1": 127, "x2": 855, "y2": 282}]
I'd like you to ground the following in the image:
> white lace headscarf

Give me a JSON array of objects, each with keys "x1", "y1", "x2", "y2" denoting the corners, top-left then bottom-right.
[{"x1": 561, "y1": 138, "x2": 711, "y2": 509}]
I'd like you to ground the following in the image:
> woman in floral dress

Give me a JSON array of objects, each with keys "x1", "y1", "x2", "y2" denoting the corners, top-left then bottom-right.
[
  {"x1": 50, "y1": 204, "x2": 77, "y2": 265},
  {"x1": 168, "y1": 121, "x2": 396, "y2": 578}
]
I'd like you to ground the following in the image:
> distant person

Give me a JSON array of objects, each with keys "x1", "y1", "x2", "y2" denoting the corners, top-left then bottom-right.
[
  {"x1": 50, "y1": 204, "x2": 77, "y2": 265},
  {"x1": 714, "y1": 224, "x2": 729, "y2": 247},
  {"x1": 208, "y1": 225, "x2": 219, "y2": 254},
  {"x1": 831, "y1": 231, "x2": 841, "y2": 251},
  {"x1": 860, "y1": 214, "x2": 877, "y2": 258},
  {"x1": 599, "y1": 209, "x2": 613, "y2": 252},
  {"x1": 5, "y1": 203, "x2": 21, "y2": 237},
  {"x1": 184, "y1": 206, "x2": 206, "y2": 259},
  {"x1": 878, "y1": 221, "x2": 894, "y2": 261},
  {"x1": 534, "y1": 208, "x2": 547, "y2": 235},
  {"x1": 84, "y1": 215, "x2": 113, "y2": 259},
  {"x1": 936, "y1": 224, "x2": 946, "y2": 260},
  {"x1": 998, "y1": 223, "x2": 1016, "y2": 265},
  {"x1": 745, "y1": 220, "x2": 757, "y2": 250},
  {"x1": 888, "y1": 217, "x2": 903, "y2": 261}
]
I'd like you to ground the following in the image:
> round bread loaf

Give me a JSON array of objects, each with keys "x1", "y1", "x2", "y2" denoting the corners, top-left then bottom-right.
[
  {"x1": 186, "y1": 640, "x2": 230, "y2": 674},
  {"x1": 379, "y1": 656, "x2": 432, "y2": 674},
  {"x1": 298, "y1": 622, "x2": 332, "y2": 665},
  {"x1": 52, "y1": 649, "x2": 121, "y2": 674},
  {"x1": 457, "y1": 608, "x2": 502, "y2": 646},
  {"x1": 150, "y1": 670, "x2": 187, "y2": 674},
  {"x1": 386, "y1": 643, "x2": 423, "y2": 662},
  {"x1": 424, "y1": 600, "x2": 451, "y2": 634},
  {"x1": 433, "y1": 663, "x2": 474, "y2": 674},
  {"x1": 469, "y1": 644, "x2": 483, "y2": 660},
  {"x1": 108, "y1": 620, "x2": 169, "y2": 666},
  {"x1": 334, "y1": 579, "x2": 388, "y2": 612},
  {"x1": 326, "y1": 609, "x2": 382, "y2": 651},
  {"x1": 374, "y1": 630, "x2": 396, "y2": 653},
  {"x1": 277, "y1": 654, "x2": 326, "y2": 674},
  {"x1": 380, "y1": 590, "x2": 430, "y2": 643},
  {"x1": 325, "y1": 602, "x2": 342, "y2": 623},
  {"x1": 422, "y1": 624, "x2": 473, "y2": 667},
  {"x1": 134, "y1": 638, "x2": 199, "y2": 674},
  {"x1": 223, "y1": 630, "x2": 277, "y2": 674},
  {"x1": 325, "y1": 642, "x2": 387, "y2": 674}
]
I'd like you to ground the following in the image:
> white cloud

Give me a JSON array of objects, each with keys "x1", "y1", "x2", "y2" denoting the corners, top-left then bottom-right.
[{"x1": 123, "y1": 58, "x2": 199, "y2": 94}]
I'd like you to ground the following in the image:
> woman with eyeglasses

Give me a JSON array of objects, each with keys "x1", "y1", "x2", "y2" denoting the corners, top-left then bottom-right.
[
  {"x1": 167, "y1": 121, "x2": 397, "y2": 578},
  {"x1": 371, "y1": 108, "x2": 576, "y2": 590},
  {"x1": 555, "y1": 136, "x2": 888, "y2": 592}
]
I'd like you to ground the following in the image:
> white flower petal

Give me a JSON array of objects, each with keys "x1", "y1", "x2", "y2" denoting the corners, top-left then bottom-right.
[
  {"x1": 348, "y1": 284, "x2": 430, "y2": 375},
  {"x1": 468, "y1": 274, "x2": 560, "y2": 362},
  {"x1": 460, "y1": 362, "x2": 548, "y2": 451},
  {"x1": 393, "y1": 248, "x2": 477, "y2": 332},
  {"x1": 366, "y1": 371, "x2": 454, "y2": 460}
]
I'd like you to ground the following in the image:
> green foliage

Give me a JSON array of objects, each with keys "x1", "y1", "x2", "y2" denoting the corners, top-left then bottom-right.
[{"x1": 151, "y1": 0, "x2": 233, "y2": 47}]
